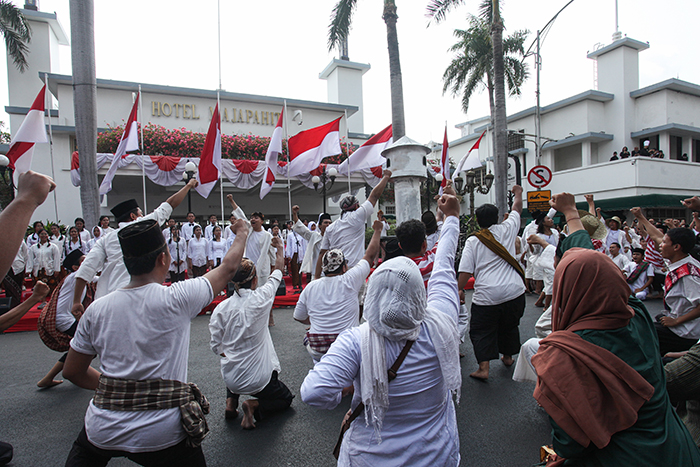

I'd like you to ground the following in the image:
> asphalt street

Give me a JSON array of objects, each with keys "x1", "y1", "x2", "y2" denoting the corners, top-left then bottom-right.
[{"x1": 0, "y1": 292, "x2": 667, "y2": 467}]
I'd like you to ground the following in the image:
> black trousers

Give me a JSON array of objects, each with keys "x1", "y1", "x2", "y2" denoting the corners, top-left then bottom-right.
[
  {"x1": 226, "y1": 371, "x2": 294, "y2": 421},
  {"x1": 65, "y1": 426, "x2": 206, "y2": 467},
  {"x1": 654, "y1": 319, "x2": 697, "y2": 356},
  {"x1": 469, "y1": 293, "x2": 526, "y2": 363},
  {"x1": 170, "y1": 271, "x2": 187, "y2": 283}
]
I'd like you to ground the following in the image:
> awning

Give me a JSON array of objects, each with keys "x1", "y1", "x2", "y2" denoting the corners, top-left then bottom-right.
[{"x1": 575, "y1": 194, "x2": 692, "y2": 211}]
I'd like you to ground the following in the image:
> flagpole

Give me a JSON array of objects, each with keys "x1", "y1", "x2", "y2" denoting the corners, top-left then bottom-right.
[
  {"x1": 218, "y1": 90, "x2": 224, "y2": 226},
  {"x1": 138, "y1": 86, "x2": 147, "y2": 213},
  {"x1": 284, "y1": 100, "x2": 292, "y2": 222},
  {"x1": 217, "y1": 0, "x2": 222, "y2": 91},
  {"x1": 44, "y1": 73, "x2": 59, "y2": 222},
  {"x1": 344, "y1": 109, "x2": 351, "y2": 194}
]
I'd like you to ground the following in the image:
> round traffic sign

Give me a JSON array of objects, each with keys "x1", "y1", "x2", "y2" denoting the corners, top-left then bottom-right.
[{"x1": 527, "y1": 165, "x2": 552, "y2": 189}]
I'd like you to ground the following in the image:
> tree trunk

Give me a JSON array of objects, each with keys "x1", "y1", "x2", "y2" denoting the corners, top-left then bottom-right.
[
  {"x1": 69, "y1": 0, "x2": 99, "y2": 230},
  {"x1": 383, "y1": 0, "x2": 405, "y2": 140},
  {"x1": 491, "y1": 0, "x2": 508, "y2": 216}
]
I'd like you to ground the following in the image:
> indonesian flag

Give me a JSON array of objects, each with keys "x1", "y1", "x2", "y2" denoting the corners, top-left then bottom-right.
[
  {"x1": 195, "y1": 103, "x2": 222, "y2": 198},
  {"x1": 99, "y1": 93, "x2": 140, "y2": 195},
  {"x1": 439, "y1": 125, "x2": 449, "y2": 194},
  {"x1": 6, "y1": 85, "x2": 47, "y2": 183},
  {"x1": 454, "y1": 130, "x2": 486, "y2": 175},
  {"x1": 260, "y1": 108, "x2": 284, "y2": 199},
  {"x1": 337, "y1": 124, "x2": 392, "y2": 175},
  {"x1": 287, "y1": 116, "x2": 341, "y2": 177}
]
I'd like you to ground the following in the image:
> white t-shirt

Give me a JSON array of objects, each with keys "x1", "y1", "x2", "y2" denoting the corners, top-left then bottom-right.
[
  {"x1": 209, "y1": 270, "x2": 282, "y2": 394},
  {"x1": 610, "y1": 253, "x2": 631, "y2": 271},
  {"x1": 70, "y1": 278, "x2": 214, "y2": 452},
  {"x1": 623, "y1": 261, "x2": 654, "y2": 293},
  {"x1": 187, "y1": 237, "x2": 208, "y2": 267},
  {"x1": 458, "y1": 210, "x2": 525, "y2": 306},
  {"x1": 294, "y1": 260, "x2": 370, "y2": 335},
  {"x1": 56, "y1": 272, "x2": 86, "y2": 333},
  {"x1": 320, "y1": 200, "x2": 373, "y2": 268}
]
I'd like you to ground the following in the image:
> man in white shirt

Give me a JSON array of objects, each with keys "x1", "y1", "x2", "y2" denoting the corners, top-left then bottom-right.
[
  {"x1": 457, "y1": 185, "x2": 525, "y2": 381},
  {"x1": 623, "y1": 247, "x2": 654, "y2": 300},
  {"x1": 294, "y1": 220, "x2": 382, "y2": 362},
  {"x1": 63, "y1": 216, "x2": 249, "y2": 466},
  {"x1": 608, "y1": 242, "x2": 630, "y2": 271},
  {"x1": 204, "y1": 215, "x2": 218, "y2": 240},
  {"x1": 291, "y1": 206, "x2": 331, "y2": 283},
  {"x1": 180, "y1": 212, "x2": 200, "y2": 242},
  {"x1": 315, "y1": 169, "x2": 391, "y2": 278},
  {"x1": 162, "y1": 218, "x2": 176, "y2": 241},
  {"x1": 209, "y1": 236, "x2": 293, "y2": 429},
  {"x1": 70, "y1": 179, "x2": 198, "y2": 317}
]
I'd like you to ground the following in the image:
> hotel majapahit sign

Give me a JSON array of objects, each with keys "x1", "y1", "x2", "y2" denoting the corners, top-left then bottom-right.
[{"x1": 150, "y1": 100, "x2": 281, "y2": 127}]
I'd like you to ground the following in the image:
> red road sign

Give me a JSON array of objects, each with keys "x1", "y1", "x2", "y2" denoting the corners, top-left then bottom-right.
[{"x1": 527, "y1": 165, "x2": 552, "y2": 189}]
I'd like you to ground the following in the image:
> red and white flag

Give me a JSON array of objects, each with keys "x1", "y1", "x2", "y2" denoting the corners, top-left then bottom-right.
[
  {"x1": 99, "y1": 93, "x2": 140, "y2": 195},
  {"x1": 439, "y1": 125, "x2": 449, "y2": 194},
  {"x1": 6, "y1": 85, "x2": 47, "y2": 183},
  {"x1": 195, "y1": 103, "x2": 222, "y2": 198},
  {"x1": 337, "y1": 124, "x2": 392, "y2": 175},
  {"x1": 260, "y1": 108, "x2": 284, "y2": 199},
  {"x1": 287, "y1": 117, "x2": 341, "y2": 177},
  {"x1": 454, "y1": 130, "x2": 486, "y2": 175}
]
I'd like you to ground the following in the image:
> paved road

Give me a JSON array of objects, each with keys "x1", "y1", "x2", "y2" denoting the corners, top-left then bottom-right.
[{"x1": 0, "y1": 293, "x2": 666, "y2": 466}]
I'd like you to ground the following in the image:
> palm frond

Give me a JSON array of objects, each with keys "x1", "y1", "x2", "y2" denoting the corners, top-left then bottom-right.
[
  {"x1": 328, "y1": 0, "x2": 357, "y2": 51},
  {"x1": 0, "y1": 0, "x2": 31, "y2": 72},
  {"x1": 426, "y1": 0, "x2": 466, "y2": 24}
]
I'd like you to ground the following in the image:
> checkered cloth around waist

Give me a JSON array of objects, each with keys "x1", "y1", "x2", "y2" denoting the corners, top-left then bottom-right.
[
  {"x1": 93, "y1": 375, "x2": 210, "y2": 447},
  {"x1": 304, "y1": 332, "x2": 339, "y2": 353}
]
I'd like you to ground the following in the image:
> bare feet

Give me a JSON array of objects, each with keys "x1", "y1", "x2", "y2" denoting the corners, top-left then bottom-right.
[
  {"x1": 225, "y1": 398, "x2": 238, "y2": 419},
  {"x1": 241, "y1": 399, "x2": 259, "y2": 430},
  {"x1": 501, "y1": 355, "x2": 514, "y2": 367},
  {"x1": 469, "y1": 362, "x2": 489, "y2": 381},
  {"x1": 37, "y1": 379, "x2": 63, "y2": 389}
]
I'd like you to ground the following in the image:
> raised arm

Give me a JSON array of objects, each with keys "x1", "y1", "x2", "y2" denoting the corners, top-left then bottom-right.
[
  {"x1": 0, "y1": 171, "x2": 55, "y2": 277},
  {"x1": 550, "y1": 192, "x2": 584, "y2": 235},
  {"x1": 166, "y1": 178, "x2": 198, "y2": 210},
  {"x1": 0, "y1": 281, "x2": 49, "y2": 332},
  {"x1": 367, "y1": 169, "x2": 392, "y2": 206},
  {"x1": 203, "y1": 219, "x2": 249, "y2": 295},
  {"x1": 584, "y1": 194, "x2": 596, "y2": 216},
  {"x1": 362, "y1": 220, "x2": 383, "y2": 264},
  {"x1": 630, "y1": 207, "x2": 663, "y2": 249},
  {"x1": 511, "y1": 184, "x2": 523, "y2": 214},
  {"x1": 426, "y1": 194, "x2": 461, "y2": 322}
]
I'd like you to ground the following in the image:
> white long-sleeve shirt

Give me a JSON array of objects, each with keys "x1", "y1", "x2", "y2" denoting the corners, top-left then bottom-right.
[
  {"x1": 167, "y1": 237, "x2": 187, "y2": 274},
  {"x1": 207, "y1": 238, "x2": 227, "y2": 265},
  {"x1": 301, "y1": 216, "x2": 461, "y2": 467},
  {"x1": 292, "y1": 220, "x2": 323, "y2": 277},
  {"x1": 27, "y1": 242, "x2": 61, "y2": 276},
  {"x1": 209, "y1": 270, "x2": 283, "y2": 394},
  {"x1": 76, "y1": 202, "x2": 172, "y2": 300},
  {"x1": 11, "y1": 241, "x2": 28, "y2": 275}
]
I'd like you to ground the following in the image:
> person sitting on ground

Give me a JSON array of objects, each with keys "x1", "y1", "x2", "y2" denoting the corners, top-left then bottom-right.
[
  {"x1": 633, "y1": 207, "x2": 700, "y2": 355},
  {"x1": 531, "y1": 247, "x2": 700, "y2": 466},
  {"x1": 209, "y1": 236, "x2": 293, "y2": 429},
  {"x1": 608, "y1": 242, "x2": 630, "y2": 271},
  {"x1": 63, "y1": 217, "x2": 249, "y2": 466},
  {"x1": 623, "y1": 247, "x2": 654, "y2": 301},
  {"x1": 315, "y1": 169, "x2": 392, "y2": 279},
  {"x1": 300, "y1": 193, "x2": 462, "y2": 466},
  {"x1": 293, "y1": 220, "x2": 382, "y2": 363},
  {"x1": 665, "y1": 342, "x2": 700, "y2": 449}
]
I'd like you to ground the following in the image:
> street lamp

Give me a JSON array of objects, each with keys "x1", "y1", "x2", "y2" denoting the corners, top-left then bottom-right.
[
  {"x1": 453, "y1": 169, "x2": 494, "y2": 224},
  {"x1": 183, "y1": 160, "x2": 197, "y2": 213},
  {"x1": 312, "y1": 165, "x2": 337, "y2": 213}
]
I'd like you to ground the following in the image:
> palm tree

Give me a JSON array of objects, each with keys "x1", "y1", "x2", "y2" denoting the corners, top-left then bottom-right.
[
  {"x1": 0, "y1": 0, "x2": 31, "y2": 72},
  {"x1": 428, "y1": 0, "x2": 512, "y2": 215},
  {"x1": 328, "y1": 0, "x2": 406, "y2": 140}
]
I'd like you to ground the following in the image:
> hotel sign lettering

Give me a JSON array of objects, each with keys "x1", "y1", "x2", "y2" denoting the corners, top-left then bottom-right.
[{"x1": 151, "y1": 101, "x2": 281, "y2": 127}]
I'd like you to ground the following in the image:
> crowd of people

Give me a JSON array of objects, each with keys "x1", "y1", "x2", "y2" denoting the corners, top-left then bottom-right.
[{"x1": 2, "y1": 166, "x2": 700, "y2": 466}]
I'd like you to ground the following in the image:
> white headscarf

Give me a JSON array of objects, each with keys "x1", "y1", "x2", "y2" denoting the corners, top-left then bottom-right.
[{"x1": 360, "y1": 256, "x2": 461, "y2": 441}]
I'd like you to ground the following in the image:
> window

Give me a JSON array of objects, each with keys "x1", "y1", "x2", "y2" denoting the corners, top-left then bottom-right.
[
  {"x1": 384, "y1": 205, "x2": 396, "y2": 215},
  {"x1": 553, "y1": 144, "x2": 582, "y2": 171}
]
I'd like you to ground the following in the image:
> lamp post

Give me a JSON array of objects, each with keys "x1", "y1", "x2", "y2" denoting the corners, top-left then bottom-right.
[
  {"x1": 312, "y1": 166, "x2": 337, "y2": 213},
  {"x1": 0, "y1": 154, "x2": 15, "y2": 203},
  {"x1": 182, "y1": 161, "x2": 197, "y2": 213},
  {"x1": 453, "y1": 169, "x2": 495, "y2": 226}
]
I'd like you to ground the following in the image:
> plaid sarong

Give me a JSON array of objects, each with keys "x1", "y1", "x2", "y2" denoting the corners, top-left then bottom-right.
[
  {"x1": 94, "y1": 375, "x2": 210, "y2": 448},
  {"x1": 626, "y1": 261, "x2": 649, "y2": 284},
  {"x1": 304, "y1": 332, "x2": 339, "y2": 354}
]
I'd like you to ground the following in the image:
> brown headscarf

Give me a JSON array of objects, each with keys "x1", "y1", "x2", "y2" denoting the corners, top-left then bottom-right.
[{"x1": 532, "y1": 248, "x2": 654, "y2": 451}]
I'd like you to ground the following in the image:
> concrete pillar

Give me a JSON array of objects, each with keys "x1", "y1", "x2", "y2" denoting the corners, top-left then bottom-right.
[
  {"x1": 382, "y1": 136, "x2": 429, "y2": 225},
  {"x1": 582, "y1": 142, "x2": 592, "y2": 166},
  {"x1": 658, "y1": 132, "x2": 669, "y2": 156}
]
